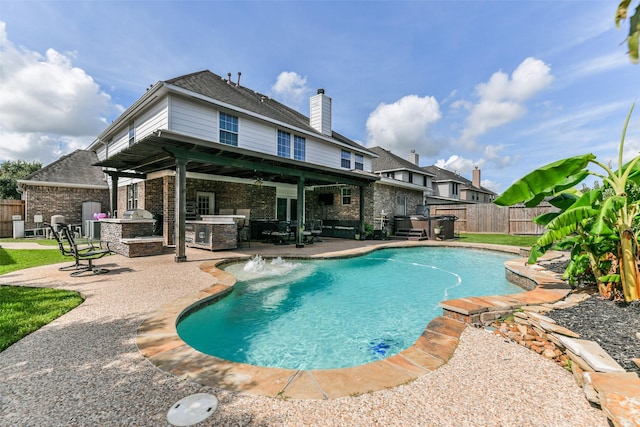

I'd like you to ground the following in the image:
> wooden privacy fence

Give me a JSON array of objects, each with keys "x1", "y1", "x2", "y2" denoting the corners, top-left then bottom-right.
[
  {"x1": 0, "y1": 200, "x2": 25, "y2": 238},
  {"x1": 431, "y1": 202, "x2": 556, "y2": 235}
]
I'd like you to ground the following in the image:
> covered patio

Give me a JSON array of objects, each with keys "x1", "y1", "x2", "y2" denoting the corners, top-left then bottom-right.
[{"x1": 95, "y1": 129, "x2": 379, "y2": 262}]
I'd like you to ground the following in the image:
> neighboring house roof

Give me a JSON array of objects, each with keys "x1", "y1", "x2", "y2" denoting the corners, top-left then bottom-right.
[
  {"x1": 165, "y1": 70, "x2": 374, "y2": 154},
  {"x1": 369, "y1": 147, "x2": 433, "y2": 175},
  {"x1": 18, "y1": 150, "x2": 108, "y2": 188},
  {"x1": 422, "y1": 165, "x2": 496, "y2": 195}
]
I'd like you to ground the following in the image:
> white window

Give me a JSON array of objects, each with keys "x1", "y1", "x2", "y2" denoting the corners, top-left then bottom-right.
[
  {"x1": 354, "y1": 154, "x2": 364, "y2": 170},
  {"x1": 277, "y1": 130, "x2": 291, "y2": 158},
  {"x1": 219, "y1": 112, "x2": 238, "y2": 146},
  {"x1": 196, "y1": 192, "x2": 215, "y2": 215},
  {"x1": 127, "y1": 183, "x2": 138, "y2": 209},
  {"x1": 341, "y1": 187, "x2": 351, "y2": 205},
  {"x1": 341, "y1": 150, "x2": 351, "y2": 168},
  {"x1": 294, "y1": 135, "x2": 305, "y2": 161},
  {"x1": 128, "y1": 123, "x2": 135, "y2": 147}
]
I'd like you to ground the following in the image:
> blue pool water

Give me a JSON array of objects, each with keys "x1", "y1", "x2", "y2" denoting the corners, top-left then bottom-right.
[{"x1": 177, "y1": 247, "x2": 522, "y2": 370}]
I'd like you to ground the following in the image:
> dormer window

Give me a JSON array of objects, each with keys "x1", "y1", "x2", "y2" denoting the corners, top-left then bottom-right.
[{"x1": 219, "y1": 112, "x2": 238, "y2": 146}]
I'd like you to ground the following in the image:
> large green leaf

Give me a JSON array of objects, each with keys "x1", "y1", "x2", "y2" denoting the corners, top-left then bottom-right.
[
  {"x1": 494, "y1": 154, "x2": 595, "y2": 207},
  {"x1": 548, "y1": 192, "x2": 580, "y2": 210},
  {"x1": 535, "y1": 221, "x2": 579, "y2": 247},
  {"x1": 619, "y1": 156, "x2": 640, "y2": 184},
  {"x1": 533, "y1": 212, "x2": 558, "y2": 226},
  {"x1": 592, "y1": 195, "x2": 627, "y2": 236}
]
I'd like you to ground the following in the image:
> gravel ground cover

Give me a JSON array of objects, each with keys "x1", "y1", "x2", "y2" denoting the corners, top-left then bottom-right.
[
  {"x1": 543, "y1": 259, "x2": 640, "y2": 376},
  {"x1": 546, "y1": 294, "x2": 640, "y2": 375}
]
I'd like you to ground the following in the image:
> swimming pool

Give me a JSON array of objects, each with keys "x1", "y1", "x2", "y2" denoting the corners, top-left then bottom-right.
[{"x1": 177, "y1": 247, "x2": 522, "y2": 370}]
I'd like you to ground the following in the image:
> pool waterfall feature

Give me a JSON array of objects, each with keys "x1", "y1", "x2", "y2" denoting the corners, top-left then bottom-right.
[
  {"x1": 137, "y1": 240, "x2": 571, "y2": 399},
  {"x1": 176, "y1": 248, "x2": 523, "y2": 370}
]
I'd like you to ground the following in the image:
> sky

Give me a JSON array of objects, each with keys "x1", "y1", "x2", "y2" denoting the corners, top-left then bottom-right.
[{"x1": 0, "y1": 0, "x2": 638, "y2": 193}]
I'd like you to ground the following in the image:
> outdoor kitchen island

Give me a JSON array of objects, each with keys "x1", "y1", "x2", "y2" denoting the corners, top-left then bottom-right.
[
  {"x1": 185, "y1": 215, "x2": 239, "y2": 251},
  {"x1": 99, "y1": 209, "x2": 164, "y2": 257}
]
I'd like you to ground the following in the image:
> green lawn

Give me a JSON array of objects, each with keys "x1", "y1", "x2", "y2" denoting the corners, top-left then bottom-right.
[
  {"x1": 456, "y1": 233, "x2": 539, "y2": 247},
  {"x1": 0, "y1": 242, "x2": 81, "y2": 352},
  {"x1": 0, "y1": 248, "x2": 68, "y2": 275},
  {"x1": 0, "y1": 285, "x2": 83, "y2": 352}
]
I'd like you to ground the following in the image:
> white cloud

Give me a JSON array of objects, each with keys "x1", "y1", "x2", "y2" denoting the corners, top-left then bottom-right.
[
  {"x1": 564, "y1": 53, "x2": 629, "y2": 80},
  {"x1": 460, "y1": 57, "x2": 554, "y2": 144},
  {"x1": 0, "y1": 131, "x2": 89, "y2": 164},
  {"x1": 434, "y1": 151, "x2": 515, "y2": 193},
  {"x1": 0, "y1": 22, "x2": 114, "y2": 163},
  {"x1": 435, "y1": 154, "x2": 482, "y2": 176},
  {"x1": 483, "y1": 144, "x2": 518, "y2": 169},
  {"x1": 270, "y1": 71, "x2": 310, "y2": 108},
  {"x1": 365, "y1": 94, "x2": 441, "y2": 156},
  {"x1": 481, "y1": 179, "x2": 501, "y2": 193}
]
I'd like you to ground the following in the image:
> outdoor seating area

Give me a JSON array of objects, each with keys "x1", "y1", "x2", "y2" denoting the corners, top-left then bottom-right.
[
  {"x1": 257, "y1": 219, "x2": 323, "y2": 245},
  {"x1": 46, "y1": 222, "x2": 112, "y2": 276}
]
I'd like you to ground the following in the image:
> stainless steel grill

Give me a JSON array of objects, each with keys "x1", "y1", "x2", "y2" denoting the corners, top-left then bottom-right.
[{"x1": 122, "y1": 209, "x2": 153, "y2": 220}]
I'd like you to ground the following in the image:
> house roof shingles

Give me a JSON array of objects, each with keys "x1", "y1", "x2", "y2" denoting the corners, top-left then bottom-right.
[
  {"x1": 422, "y1": 165, "x2": 495, "y2": 195},
  {"x1": 166, "y1": 70, "x2": 372, "y2": 153},
  {"x1": 21, "y1": 150, "x2": 107, "y2": 187},
  {"x1": 369, "y1": 147, "x2": 432, "y2": 175}
]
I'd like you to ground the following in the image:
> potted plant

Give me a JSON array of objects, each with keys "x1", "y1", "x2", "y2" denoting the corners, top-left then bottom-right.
[{"x1": 363, "y1": 223, "x2": 374, "y2": 240}]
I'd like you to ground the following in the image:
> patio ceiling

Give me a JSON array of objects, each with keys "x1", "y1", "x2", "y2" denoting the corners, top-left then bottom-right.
[{"x1": 95, "y1": 130, "x2": 379, "y2": 187}]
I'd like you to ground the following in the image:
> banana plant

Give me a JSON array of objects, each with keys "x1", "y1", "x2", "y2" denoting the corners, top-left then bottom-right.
[{"x1": 494, "y1": 104, "x2": 640, "y2": 302}]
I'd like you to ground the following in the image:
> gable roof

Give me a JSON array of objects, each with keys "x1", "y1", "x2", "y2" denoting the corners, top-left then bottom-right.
[
  {"x1": 422, "y1": 165, "x2": 495, "y2": 195},
  {"x1": 19, "y1": 150, "x2": 108, "y2": 188},
  {"x1": 165, "y1": 70, "x2": 372, "y2": 153},
  {"x1": 369, "y1": 146, "x2": 433, "y2": 175}
]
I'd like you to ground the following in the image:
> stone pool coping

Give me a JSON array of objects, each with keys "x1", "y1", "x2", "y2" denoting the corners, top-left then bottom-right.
[{"x1": 136, "y1": 241, "x2": 570, "y2": 399}]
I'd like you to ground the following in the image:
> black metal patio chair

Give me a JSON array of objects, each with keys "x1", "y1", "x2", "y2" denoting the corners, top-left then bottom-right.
[{"x1": 50, "y1": 222, "x2": 112, "y2": 276}]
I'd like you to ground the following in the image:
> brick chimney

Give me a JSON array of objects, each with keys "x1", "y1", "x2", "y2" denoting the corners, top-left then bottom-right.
[
  {"x1": 310, "y1": 89, "x2": 332, "y2": 136},
  {"x1": 472, "y1": 166, "x2": 481, "y2": 188},
  {"x1": 408, "y1": 150, "x2": 419, "y2": 165}
]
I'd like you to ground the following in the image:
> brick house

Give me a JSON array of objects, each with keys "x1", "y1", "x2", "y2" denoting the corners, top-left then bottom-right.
[
  {"x1": 87, "y1": 70, "x2": 380, "y2": 261},
  {"x1": 17, "y1": 150, "x2": 110, "y2": 232},
  {"x1": 369, "y1": 147, "x2": 435, "y2": 221}
]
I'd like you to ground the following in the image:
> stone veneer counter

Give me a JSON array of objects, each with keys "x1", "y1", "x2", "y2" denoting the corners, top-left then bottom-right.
[
  {"x1": 99, "y1": 218, "x2": 161, "y2": 257},
  {"x1": 185, "y1": 217, "x2": 237, "y2": 251}
]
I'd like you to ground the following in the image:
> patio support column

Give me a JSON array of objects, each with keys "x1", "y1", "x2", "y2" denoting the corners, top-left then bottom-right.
[
  {"x1": 359, "y1": 185, "x2": 365, "y2": 238},
  {"x1": 110, "y1": 175, "x2": 118, "y2": 217},
  {"x1": 296, "y1": 175, "x2": 305, "y2": 248},
  {"x1": 174, "y1": 156, "x2": 187, "y2": 263}
]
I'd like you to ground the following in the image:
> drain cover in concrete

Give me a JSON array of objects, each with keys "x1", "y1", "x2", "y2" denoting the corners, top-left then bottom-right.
[{"x1": 167, "y1": 393, "x2": 218, "y2": 426}]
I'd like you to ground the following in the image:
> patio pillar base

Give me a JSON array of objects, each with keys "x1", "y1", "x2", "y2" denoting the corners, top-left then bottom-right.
[
  {"x1": 296, "y1": 243, "x2": 305, "y2": 248},
  {"x1": 175, "y1": 255, "x2": 187, "y2": 263}
]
